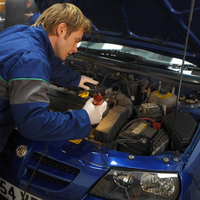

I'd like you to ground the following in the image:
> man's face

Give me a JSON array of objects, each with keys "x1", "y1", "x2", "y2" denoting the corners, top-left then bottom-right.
[{"x1": 53, "y1": 26, "x2": 84, "y2": 61}]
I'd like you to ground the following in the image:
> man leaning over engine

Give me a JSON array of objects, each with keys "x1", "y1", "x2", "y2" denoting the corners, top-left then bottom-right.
[{"x1": 0, "y1": 3, "x2": 107, "y2": 152}]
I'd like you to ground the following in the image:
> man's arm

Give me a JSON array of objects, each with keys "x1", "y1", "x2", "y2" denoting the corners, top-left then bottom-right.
[{"x1": 50, "y1": 58, "x2": 98, "y2": 89}]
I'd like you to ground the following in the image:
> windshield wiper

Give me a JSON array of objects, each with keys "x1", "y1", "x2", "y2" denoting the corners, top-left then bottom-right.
[{"x1": 78, "y1": 47, "x2": 169, "y2": 68}]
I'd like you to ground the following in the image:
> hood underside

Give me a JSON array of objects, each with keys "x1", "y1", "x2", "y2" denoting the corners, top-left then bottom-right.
[{"x1": 36, "y1": 0, "x2": 200, "y2": 66}]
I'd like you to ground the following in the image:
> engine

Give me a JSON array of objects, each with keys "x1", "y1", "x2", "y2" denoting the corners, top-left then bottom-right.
[{"x1": 47, "y1": 52, "x2": 199, "y2": 156}]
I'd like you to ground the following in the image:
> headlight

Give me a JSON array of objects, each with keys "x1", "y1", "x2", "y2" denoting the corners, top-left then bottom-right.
[{"x1": 89, "y1": 169, "x2": 179, "y2": 200}]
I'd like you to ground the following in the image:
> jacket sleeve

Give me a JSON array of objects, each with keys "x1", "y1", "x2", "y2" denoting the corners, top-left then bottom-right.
[
  {"x1": 50, "y1": 57, "x2": 81, "y2": 88},
  {"x1": 8, "y1": 59, "x2": 91, "y2": 141}
]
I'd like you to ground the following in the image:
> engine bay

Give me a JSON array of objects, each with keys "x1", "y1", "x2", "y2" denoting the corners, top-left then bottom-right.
[{"x1": 48, "y1": 51, "x2": 200, "y2": 156}]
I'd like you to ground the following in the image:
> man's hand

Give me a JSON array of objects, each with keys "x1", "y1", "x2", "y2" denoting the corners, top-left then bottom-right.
[
  {"x1": 83, "y1": 98, "x2": 107, "y2": 124},
  {"x1": 78, "y1": 75, "x2": 99, "y2": 90}
]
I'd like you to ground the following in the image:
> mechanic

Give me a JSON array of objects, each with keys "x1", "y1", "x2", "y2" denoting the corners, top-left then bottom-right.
[{"x1": 0, "y1": 3, "x2": 107, "y2": 152}]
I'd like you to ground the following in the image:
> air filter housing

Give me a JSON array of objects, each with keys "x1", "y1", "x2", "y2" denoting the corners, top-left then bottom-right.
[{"x1": 164, "y1": 110, "x2": 197, "y2": 152}]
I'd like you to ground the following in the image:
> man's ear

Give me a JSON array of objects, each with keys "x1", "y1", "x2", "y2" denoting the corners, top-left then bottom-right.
[{"x1": 56, "y1": 23, "x2": 67, "y2": 36}]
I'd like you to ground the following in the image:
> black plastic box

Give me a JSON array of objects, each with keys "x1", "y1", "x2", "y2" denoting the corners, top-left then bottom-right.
[{"x1": 164, "y1": 110, "x2": 197, "y2": 152}]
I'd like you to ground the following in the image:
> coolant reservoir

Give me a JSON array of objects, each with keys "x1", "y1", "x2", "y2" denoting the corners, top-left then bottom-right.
[{"x1": 149, "y1": 87, "x2": 177, "y2": 114}]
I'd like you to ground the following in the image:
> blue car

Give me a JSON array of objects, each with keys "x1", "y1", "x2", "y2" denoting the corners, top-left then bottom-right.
[{"x1": 1, "y1": 0, "x2": 200, "y2": 199}]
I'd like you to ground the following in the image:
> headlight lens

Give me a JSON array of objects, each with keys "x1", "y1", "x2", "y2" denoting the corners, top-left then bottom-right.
[{"x1": 89, "y1": 169, "x2": 179, "y2": 200}]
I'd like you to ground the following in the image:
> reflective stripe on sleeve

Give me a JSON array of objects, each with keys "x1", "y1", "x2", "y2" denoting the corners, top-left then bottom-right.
[{"x1": 8, "y1": 79, "x2": 50, "y2": 104}]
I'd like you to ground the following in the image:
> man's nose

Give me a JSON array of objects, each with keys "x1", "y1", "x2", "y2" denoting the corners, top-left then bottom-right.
[{"x1": 72, "y1": 45, "x2": 78, "y2": 53}]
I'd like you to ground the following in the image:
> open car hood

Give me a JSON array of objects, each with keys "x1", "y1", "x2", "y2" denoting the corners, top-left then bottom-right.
[{"x1": 36, "y1": 0, "x2": 200, "y2": 66}]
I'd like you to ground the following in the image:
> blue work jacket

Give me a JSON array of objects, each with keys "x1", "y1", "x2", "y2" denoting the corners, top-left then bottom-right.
[{"x1": 0, "y1": 25, "x2": 91, "y2": 152}]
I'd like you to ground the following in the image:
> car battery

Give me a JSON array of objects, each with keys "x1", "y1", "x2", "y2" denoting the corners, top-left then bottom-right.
[{"x1": 118, "y1": 119, "x2": 169, "y2": 156}]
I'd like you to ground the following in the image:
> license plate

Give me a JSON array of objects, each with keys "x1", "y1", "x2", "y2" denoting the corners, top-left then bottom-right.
[{"x1": 0, "y1": 177, "x2": 42, "y2": 200}]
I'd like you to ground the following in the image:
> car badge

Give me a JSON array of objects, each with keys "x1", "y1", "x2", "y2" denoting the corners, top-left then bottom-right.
[{"x1": 16, "y1": 145, "x2": 28, "y2": 158}]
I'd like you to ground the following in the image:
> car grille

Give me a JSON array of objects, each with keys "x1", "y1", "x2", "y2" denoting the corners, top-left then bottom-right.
[
  {"x1": 32, "y1": 152, "x2": 79, "y2": 174},
  {"x1": 23, "y1": 152, "x2": 80, "y2": 191}
]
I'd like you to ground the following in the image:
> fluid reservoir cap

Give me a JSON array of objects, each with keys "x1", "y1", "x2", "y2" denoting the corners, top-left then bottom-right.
[{"x1": 159, "y1": 87, "x2": 168, "y2": 95}]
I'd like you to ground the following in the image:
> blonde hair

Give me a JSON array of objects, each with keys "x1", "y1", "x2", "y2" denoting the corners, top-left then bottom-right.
[{"x1": 32, "y1": 3, "x2": 91, "y2": 36}]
